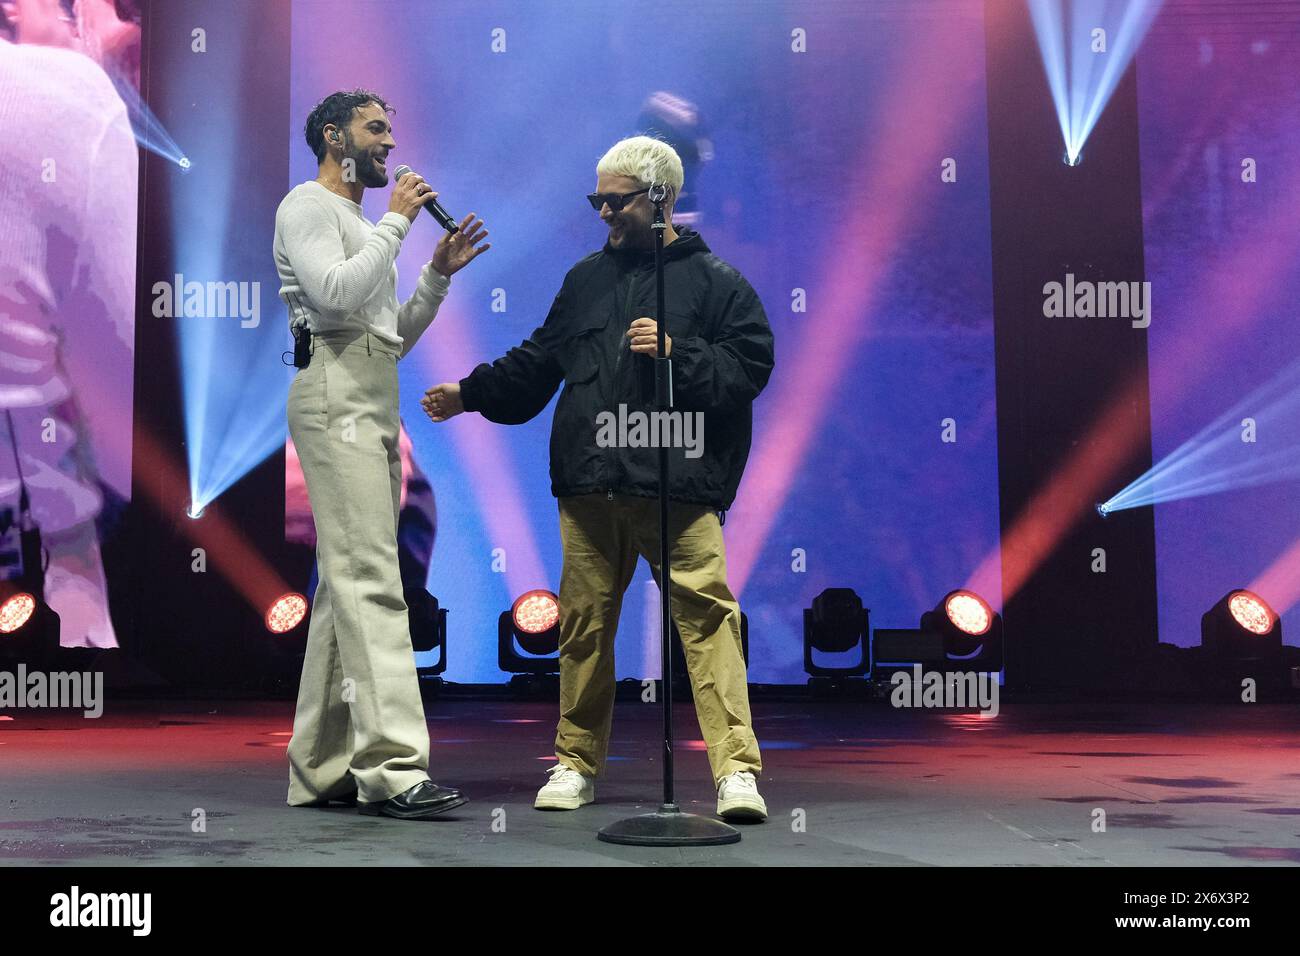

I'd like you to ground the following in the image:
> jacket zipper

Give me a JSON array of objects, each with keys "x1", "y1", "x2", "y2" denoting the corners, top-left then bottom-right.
[
  {"x1": 605, "y1": 270, "x2": 639, "y2": 499},
  {"x1": 613, "y1": 272, "x2": 638, "y2": 380}
]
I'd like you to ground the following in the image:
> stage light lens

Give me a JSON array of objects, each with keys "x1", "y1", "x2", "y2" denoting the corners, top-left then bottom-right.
[
  {"x1": 0, "y1": 592, "x2": 36, "y2": 634},
  {"x1": 1227, "y1": 590, "x2": 1275, "y2": 635},
  {"x1": 944, "y1": 590, "x2": 993, "y2": 637},
  {"x1": 512, "y1": 590, "x2": 560, "y2": 634},
  {"x1": 266, "y1": 593, "x2": 308, "y2": 634}
]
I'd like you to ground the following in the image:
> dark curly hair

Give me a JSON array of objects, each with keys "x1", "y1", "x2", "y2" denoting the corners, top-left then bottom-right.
[{"x1": 303, "y1": 89, "x2": 393, "y2": 163}]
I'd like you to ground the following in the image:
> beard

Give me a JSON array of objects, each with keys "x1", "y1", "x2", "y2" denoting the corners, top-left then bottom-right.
[
  {"x1": 343, "y1": 137, "x2": 388, "y2": 188},
  {"x1": 608, "y1": 216, "x2": 652, "y2": 249}
]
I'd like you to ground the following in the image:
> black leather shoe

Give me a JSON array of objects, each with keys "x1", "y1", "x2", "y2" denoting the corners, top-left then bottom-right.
[{"x1": 358, "y1": 780, "x2": 467, "y2": 820}]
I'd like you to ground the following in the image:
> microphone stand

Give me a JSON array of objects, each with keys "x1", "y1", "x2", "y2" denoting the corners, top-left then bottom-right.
[{"x1": 597, "y1": 186, "x2": 741, "y2": 847}]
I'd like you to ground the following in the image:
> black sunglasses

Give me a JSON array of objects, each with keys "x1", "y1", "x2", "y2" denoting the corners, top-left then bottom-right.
[{"x1": 586, "y1": 187, "x2": 650, "y2": 212}]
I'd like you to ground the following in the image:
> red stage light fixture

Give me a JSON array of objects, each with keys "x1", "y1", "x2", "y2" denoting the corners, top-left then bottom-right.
[
  {"x1": 943, "y1": 590, "x2": 994, "y2": 637},
  {"x1": 1226, "y1": 590, "x2": 1275, "y2": 636},
  {"x1": 1201, "y1": 589, "x2": 1284, "y2": 696},
  {"x1": 0, "y1": 589, "x2": 36, "y2": 634},
  {"x1": 500, "y1": 589, "x2": 561, "y2": 675},
  {"x1": 916, "y1": 589, "x2": 1004, "y2": 669},
  {"x1": 512, "y1": 590, "x2": 560, "y2": 637},
  {"x1": 265, "y1": 592, "x2": 309, "y2": 634}
]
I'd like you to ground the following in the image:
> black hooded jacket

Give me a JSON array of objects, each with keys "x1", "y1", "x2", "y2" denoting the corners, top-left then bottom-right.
[{"x1": 458, "y1": 229, "x2": 774, "y2": 511}]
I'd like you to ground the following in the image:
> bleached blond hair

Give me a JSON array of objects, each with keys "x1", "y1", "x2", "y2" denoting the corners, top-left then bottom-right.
[{"x1": 596, "y1": 136, "x2": 685, "y2": 196}]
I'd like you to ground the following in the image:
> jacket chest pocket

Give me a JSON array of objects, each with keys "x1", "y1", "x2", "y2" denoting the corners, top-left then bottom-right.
[
  {"x1": 664, "y1": 309, "x2": 711, "y2": 343},
  {"x1": 556, "y1": 325, "x2": 604, "y2": 387}
]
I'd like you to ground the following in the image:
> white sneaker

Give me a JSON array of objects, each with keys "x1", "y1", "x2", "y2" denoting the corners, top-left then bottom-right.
[
  {"x1": 717, "y1": 770, "x2": 767, "y2": 822},
  {"x1": 534, "y1": 763, "x2": 594, "y2": 810}
]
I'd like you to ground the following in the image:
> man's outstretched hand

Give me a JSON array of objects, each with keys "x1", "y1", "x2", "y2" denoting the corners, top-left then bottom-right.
[
  {"x1": 422, "y1": 382, "x2": 464, "y2": 422},
  {"x1": 431, "y1": 213, "x2": 491, "y2": 278}
]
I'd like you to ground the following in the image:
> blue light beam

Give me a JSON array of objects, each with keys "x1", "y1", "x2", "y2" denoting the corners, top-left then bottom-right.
[
  {"x1": 112, "y1": 77, "x2": 190, "y2": 169},
  {"x1": 157, "y1": 26, "x2": 294, "y2": 515},
  {"x1": 1101, "y1": 358, "x2": 1300, "y2": 513},
  {"x1": 1027, "y1": 0, "x2": 1164, "y2": 165}
]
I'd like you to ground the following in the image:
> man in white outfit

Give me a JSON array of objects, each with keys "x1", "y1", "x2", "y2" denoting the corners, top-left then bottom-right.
[{"x1": 273, "y1": 89, "x2": 489, "y2": 820}]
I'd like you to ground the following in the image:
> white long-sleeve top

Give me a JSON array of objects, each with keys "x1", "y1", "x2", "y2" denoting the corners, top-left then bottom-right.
[{"x1": 273, "y1": 180, "x2": 449, "y2": 357}]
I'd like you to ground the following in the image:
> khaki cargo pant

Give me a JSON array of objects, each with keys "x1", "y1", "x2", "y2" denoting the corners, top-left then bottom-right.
[
  {"x1": 554, "y1": 492, "x2": 761, "y2": 786},
  {"x1": 285, "y1": 330, "x2": 430, "y2": 805}
]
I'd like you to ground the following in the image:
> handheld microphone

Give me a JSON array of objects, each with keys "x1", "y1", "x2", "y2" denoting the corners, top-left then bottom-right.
[{"x1": 393, "y1": 165, "x2": 460, "y2": 234}]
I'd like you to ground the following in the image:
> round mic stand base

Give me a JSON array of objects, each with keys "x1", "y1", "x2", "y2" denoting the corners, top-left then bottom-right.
[{"x1": 597, "y1": 804, "x2": 741, "y2": 847}]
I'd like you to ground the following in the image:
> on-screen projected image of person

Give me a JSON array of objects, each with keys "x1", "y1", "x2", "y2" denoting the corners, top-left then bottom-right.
[
  {"x1": 0, "y1": 29, "x2": 136, "y2": 650},
  {"x1": 273, "y1": 89, "x2": 489, "y2": 820},
  {"x1": 0, "y1": 0, "x2": 77, "y2": 47},
  {"x1": 422, "y1": 136, "x2": 774, "y2": 823}
]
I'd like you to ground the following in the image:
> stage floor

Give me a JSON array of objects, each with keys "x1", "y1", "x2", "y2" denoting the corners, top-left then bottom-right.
[{"x1": 1, "y1": 699, "x2": 1297, "y2": 866}]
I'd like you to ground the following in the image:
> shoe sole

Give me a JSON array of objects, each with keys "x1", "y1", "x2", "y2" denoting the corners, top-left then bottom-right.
[
  {"x1": 717, "y1": 796, "x2": 768, "y2": 823},
  {"x1": 358, "y1": 795, "x2": 469, "y2": 820},
  {"x1": 534, "y1": 791, "x2": 594, "y2": 811}
]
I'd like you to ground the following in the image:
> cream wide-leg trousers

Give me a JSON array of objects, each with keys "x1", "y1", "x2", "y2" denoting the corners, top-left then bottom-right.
[{"x1": 285, "y1": 330, "x2": 430, "y2": 805}]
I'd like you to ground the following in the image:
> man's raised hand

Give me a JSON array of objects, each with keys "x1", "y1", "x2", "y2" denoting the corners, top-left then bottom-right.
[{"x1": 432, "y1": 214, "x2": 491, "y2": 278}]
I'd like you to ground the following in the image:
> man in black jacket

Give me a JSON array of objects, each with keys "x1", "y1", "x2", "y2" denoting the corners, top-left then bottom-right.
[{"x1": 422, "y1": 136, "x2": 773, "y2": 821}]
